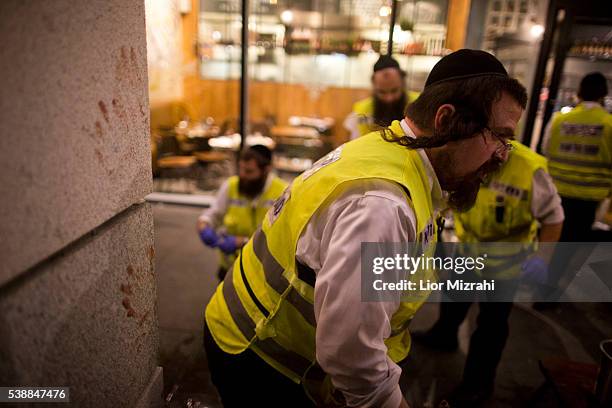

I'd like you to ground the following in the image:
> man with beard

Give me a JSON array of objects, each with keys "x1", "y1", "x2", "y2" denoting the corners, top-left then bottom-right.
[
  {"x1": 414, "y1": 139, "x2": 564, "y2": 407},
  {"x1": 344, "y1": 55, "x2": 419, "y2": 140},
  {"x1": 196, "y1": 144, "x2": 287, "y2": 280},
  {"x1": 543, "y1": 71, "x2": 611, "y2": 242},
  {"x1": 203, "y1": 50, "x2": 527, "y2": 408}
]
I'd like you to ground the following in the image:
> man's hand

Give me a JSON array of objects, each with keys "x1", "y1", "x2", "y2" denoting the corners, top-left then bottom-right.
[
  {"x1": 196, "y1": 219, "x2": 207, "y2": 232},
  {"x1": 218, "y1": 235, "x2": 238, "y2": 254},
  {"x1": 199, "y1": 227, "x2": 219, "y2": 247}
]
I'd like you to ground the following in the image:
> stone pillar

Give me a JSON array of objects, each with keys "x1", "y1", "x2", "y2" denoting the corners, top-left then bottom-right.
[{"x1": 0, "y1": 1, "x2": 161, "y2": 406}]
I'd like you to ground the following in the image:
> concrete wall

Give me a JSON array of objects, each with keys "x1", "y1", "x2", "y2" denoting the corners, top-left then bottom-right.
[
  {"x1": 0, "y1": 0, "x2": 152, "y2": 281},
  {"x1": 0, "y1": 1, "x2": 161, "y2": 406}
]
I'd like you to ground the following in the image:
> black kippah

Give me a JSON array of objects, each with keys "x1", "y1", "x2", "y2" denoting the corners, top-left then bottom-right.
[
  {"x1": 425, "y1": 49, "x2": 508, "y2": 88},
  {"x1": 248, "y1": 144, "x2": 272, "y2": 163},
  {"x1": 374, "y1": 55, "x2": 401, "y2": 72},
  {"x1": 578, "y1": 72, "x2": 608, "y2": 101}
]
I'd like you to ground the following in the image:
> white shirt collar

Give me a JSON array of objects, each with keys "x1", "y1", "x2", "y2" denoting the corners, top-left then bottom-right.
[{"x1": 399, "y1": 119, "x2": 447, "y2": 211}]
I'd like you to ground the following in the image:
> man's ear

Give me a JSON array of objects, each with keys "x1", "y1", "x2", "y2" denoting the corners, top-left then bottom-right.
[{"x1": 434, "y1": 104, "x2": 455, "y2": 130}]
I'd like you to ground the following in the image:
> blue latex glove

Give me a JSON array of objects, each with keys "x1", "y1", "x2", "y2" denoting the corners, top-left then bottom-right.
[
  {"x1": 199, "y1": 227, "x2": 219, "y2": 247},
  {"x1": 521, "y1": 255, "x2": 548, "y2": 284},
  {"x1": 218, "y1": 235, "x2": 238, "y2": 254}
]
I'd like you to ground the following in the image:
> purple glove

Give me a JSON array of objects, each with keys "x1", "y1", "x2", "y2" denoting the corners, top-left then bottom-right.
[
  {"x1": 218, "y1": 235, "x2": 238, "y2": 254},
  {"x1": 199, "y1": 227, "x2": 219, "y2": 247},
  {"x1": 521, "y1": 255, "x2": 548, "y2": 284}
]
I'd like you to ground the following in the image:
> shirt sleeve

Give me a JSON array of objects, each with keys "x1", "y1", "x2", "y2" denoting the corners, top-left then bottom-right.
[
  {"x1": 198, "y1": 179, "x2": 230, "y2": 229},
  {"x1": 297, "y1": 180, "x2": 416, "y2": 408},
  {"x1": 531, "y1": 168, "x2": 564, "y2": 225},
  {"x1": 541, "y1": 116, "x2": 554, "y2": 155},
  {"x1": 343, "y1": 112, "x2": 361, "y2": 140}
]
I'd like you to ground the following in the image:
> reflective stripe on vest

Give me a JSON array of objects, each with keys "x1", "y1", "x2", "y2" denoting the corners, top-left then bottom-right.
[
  {"x1": 548, "y1": 154, "x2": 610, "y2": 169},
  {"x1": 547, "y1": 104, "x2": 612, "y2": 200},
  {"x1": 224, "y1": 266, "x2": 315, "y2": 378},
  {"x1": 206, "y1": 121, "x2": 438, "y2": 403}
]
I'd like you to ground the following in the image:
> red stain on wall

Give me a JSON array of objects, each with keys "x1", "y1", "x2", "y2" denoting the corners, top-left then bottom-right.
[
  {"x1": 120, "y1": 283, "x2": 133, "y2": 295},
  {"x1": 139, "y1": 310, "x2": 150, "y2": 326},
  {"x1": 112, "y1": 98, "x2": 127, "y2": 121},
  {"x1": 122, "y1": 297, "x2": 137, "y2": 318},
  {"x1": 98, "y1": 101, "x2": 109, "y2": 123},
  {"x1": 95, "y1": 121, "x2": 103, "y2": 139},
  {"x1": 94, "y1": 148, "x2": 104, "y2": 164}
]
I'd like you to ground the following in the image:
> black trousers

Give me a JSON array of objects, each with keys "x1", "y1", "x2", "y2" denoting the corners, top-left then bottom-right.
[
  {"x1": 543, "y1": 196, "x2": 611, "y2": 300},
  {"x1": 558, "y1": 196, "x2": 599, "y2": 242},
  {"x1": 203, "y1": 323, "x2": 315, "y2": 407},
  {"x1": 433, "y1": 301, "x2": 514, "y2": 387}
]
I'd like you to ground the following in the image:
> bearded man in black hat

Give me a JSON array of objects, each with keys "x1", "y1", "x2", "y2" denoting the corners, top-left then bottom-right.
[
  {"x1": 203, "y1": 49, "x2": 527, "y2": 408},
  {"x1": 344, "y1": 55, "x2": 420, "y2": 140}
]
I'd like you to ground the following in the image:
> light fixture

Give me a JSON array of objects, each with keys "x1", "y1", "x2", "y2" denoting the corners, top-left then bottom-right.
[
  {"x1": 212, "y1": 31, "x2": 222, "y2": 41},
  {"x1": 379, "y1": 5, "x2": 392, "y2": 17},
  {"x1": 280, "y1": 10, "x2": 293, "y2": 24},
  {"x1": 530, "y1": 24, "x2": 544, "y2": 39}
]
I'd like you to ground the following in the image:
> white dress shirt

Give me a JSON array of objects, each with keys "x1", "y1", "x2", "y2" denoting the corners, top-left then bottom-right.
[{"x1": 296, "y1": 120, "x2": 444, "y2": 407}]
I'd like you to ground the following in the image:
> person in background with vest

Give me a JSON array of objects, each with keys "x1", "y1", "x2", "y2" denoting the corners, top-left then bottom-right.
[
  {"x1": 414, "y1": 140, "x2": 564, "y2": 407},
  {"x1": 343, "y1": 55, "x2": 420, "y2": 140},
  {"x1": 542, "y1": 72, "x2": 611, "y2": 242},
  {"x1": 196, "y1": 145, "x2": 287, "y2": 280},
  {"x1": 203, "y1": 50, "x2": 528, "y2": 408}
]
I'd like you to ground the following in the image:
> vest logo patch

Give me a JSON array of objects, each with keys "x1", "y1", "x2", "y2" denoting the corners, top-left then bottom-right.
[
  {"x1": 419, "y1": 217, "x2": 435, "y2": 247},
  {"x1": 301, "y1": 146, "x2": 343, "y2": 180},
  {"x1": 559, "y1": 143, "x2": 600, "y2": 156},
  {"x1": 357, "y1": 115, "x2": 374, "y2": 125},
  {"x1": 488, "y1": 181, "x2": 528, "y2": 200},
  {"x1": 268, "y1": 185, "x2": 292, "y2": 225},
  {"x1": 561, "y1": 123, "x2": 603, "y2": 137}
]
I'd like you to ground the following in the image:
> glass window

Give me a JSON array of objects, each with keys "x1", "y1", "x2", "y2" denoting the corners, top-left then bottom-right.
[
  {"x1": 199, "y1": 0, "x2": 448, "y2": 88},
  {"x1": 195, "y1": 0, "x2": 449, "y2": 175}
]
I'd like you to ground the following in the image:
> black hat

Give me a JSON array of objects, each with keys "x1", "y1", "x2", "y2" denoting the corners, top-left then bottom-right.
[
  {"x1": 248, "y1": 144, "x2": 273, "y2": 162},
  {"x1": 578, "y1": 72, "x2": 608, "y2": 101},
  {"x1": 425, "y1": 49, "x2": 508, "y2": 88},
  {"x1": 373, "y1": 55, "x2": 401, "y2": 72}
]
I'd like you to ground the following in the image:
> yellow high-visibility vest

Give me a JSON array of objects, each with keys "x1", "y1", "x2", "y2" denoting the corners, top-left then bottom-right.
[
  {"x1": 205, "y1": 121, "x2": 439, "y2": 405},
  {"x1": 547, "y1": 103, "x2": 612, "y2": 200},
  {"x1": 454, "y1": 141, "x2": 547, "y2": 278},
  {"x1": 223, "y1": 175, "x2": 288, "y2": 237},
  {"x1": 218, "y1": 175, "x2": 287, "y2": 268},
  {"x1": 352, "y1": 91, "x2": 420, "y2": 137}
]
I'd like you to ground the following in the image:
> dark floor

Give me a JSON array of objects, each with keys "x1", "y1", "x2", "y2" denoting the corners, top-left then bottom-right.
[
  {"x1": 153, "y1": 202, "x2": 612, "y2": 408},
  {"x1": 154, "y1": 202, "x2": 221, "y2": 408}
]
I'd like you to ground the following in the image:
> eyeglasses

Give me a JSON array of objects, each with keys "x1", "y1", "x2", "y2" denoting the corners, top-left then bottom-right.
[{"x1": 484, "y1": 126, "x2": 514, "y2": 154}]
